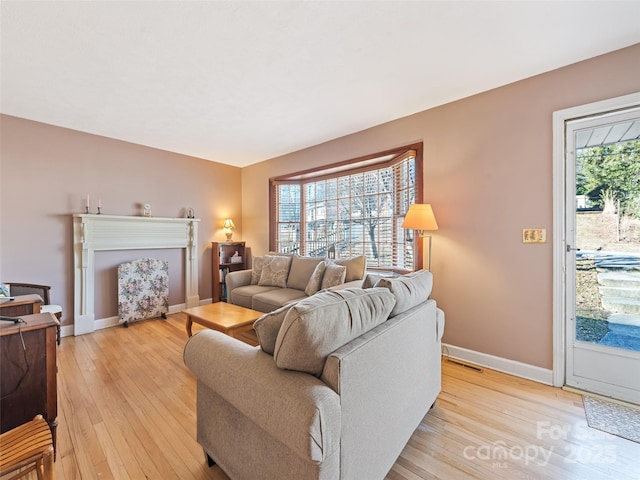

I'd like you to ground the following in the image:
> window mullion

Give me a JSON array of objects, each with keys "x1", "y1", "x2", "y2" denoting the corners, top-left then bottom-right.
[{"x1": 300, "y1": 181, "x2": 307, "y2": 256}]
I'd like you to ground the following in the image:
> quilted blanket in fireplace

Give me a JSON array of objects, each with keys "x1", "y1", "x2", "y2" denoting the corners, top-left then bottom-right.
[{"x1": 118, "y1": 258, "x2": 169, "y2": 326}]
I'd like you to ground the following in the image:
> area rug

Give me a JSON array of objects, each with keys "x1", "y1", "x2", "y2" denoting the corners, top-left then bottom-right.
[{"x1": 583, "y1": 396, "x2": 640, "y2": 443}]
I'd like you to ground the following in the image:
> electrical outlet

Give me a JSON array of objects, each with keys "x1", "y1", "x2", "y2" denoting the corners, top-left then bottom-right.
[{"x1": 523, "y1": 228, "x2": 546, "y2": 243}]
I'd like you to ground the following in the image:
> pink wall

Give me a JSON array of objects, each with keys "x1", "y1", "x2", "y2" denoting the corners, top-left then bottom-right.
[
  {"x1": 241, "y1": 43, "x2": 640, "y2": 370},
  {"x1": 0, "y1": 116, "x2": 242, "y2": 327},
  {"x1": 2, "y1": 44, "x2": 638, "y2": 368}
]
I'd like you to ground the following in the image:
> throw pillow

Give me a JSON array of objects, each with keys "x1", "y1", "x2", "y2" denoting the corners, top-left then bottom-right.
[
  {"x1": 331, "y1": 255, "x2": 366, "y2": 282},
  {"x1": 273, "y1": 288, "x2": 396, "y2": 376},
  {"x1": 320, "y1": 263, "x2": 346, "y2": 289},
  {"x1": 304, "y1": 261, "x2": 326, "y2": 296},
  {"x1": 362, "y1": 272, "x2": 387, "y2": 289},
  {"x1": 258, "y1": 255, "x2": 293, "y2": 288},
  {"x1": 374, "y1": 269, "x2": 433, "y2": 317},
  {"x1": 250, "y1": 256, "x2": 264, "y2": 285},
  {"x1": 287, "y1": 255, "x2": 324, "y2": 291},
  {"x1": 253, "y1": 304, "x2": 292, "y2": 355}
]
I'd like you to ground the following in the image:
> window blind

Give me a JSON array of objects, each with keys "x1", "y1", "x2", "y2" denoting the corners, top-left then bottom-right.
[{"x1": 270, "y1": 145, "x2": 422, "y2": 270}]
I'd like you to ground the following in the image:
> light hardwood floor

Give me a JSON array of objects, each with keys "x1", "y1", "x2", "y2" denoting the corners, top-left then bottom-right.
[{"x1": 34, "y1": 313, "x2": 640, "y2": 479}]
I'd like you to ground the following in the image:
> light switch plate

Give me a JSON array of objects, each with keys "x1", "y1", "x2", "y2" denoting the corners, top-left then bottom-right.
[{"x1": 523, "y1": 228, "x2": 546, "y2": 243}]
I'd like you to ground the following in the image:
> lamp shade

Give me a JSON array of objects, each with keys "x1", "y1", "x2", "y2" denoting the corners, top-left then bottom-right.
[
  {"x1": 223, "y1": 218, "x2": 236, "y2": 229},
  {"x1": 402, "y1": 204, "x2": 438, "y2": 231}
]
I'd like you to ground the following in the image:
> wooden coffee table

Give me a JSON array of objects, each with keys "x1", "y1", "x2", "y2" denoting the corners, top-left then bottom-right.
[{"x1": 183, "y1": 302, "x2": 263, "y2": 345}]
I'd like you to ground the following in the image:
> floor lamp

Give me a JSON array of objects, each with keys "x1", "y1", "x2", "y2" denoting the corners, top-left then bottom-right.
[{"x1": 402, "y1": 204, "x2": 439, "y2": 271}]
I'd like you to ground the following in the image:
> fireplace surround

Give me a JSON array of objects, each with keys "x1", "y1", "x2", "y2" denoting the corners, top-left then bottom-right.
[{"x1": 73, "y1": 214, "x2": 199, "y2": 335}]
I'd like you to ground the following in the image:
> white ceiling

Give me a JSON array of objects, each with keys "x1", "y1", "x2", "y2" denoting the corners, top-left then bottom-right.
[{"x1": 2, "y1": 1, "x2": 640, "y2": 167}]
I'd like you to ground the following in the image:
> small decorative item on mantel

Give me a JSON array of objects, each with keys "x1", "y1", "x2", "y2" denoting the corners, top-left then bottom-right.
[
  {"x1": 186, "y1": 207, "x2": 195, "y2": 219},
  {"x1": 84, "y1": 194, "x2": 102, "y2": 214},
  {"x1": 143, "y1": 203, "x2": 152, "y2": 217}
]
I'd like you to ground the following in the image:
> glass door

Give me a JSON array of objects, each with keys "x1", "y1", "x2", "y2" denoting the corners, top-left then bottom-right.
[{"x1": 565, "y1": 107, "x2": 640, "y2": 405}]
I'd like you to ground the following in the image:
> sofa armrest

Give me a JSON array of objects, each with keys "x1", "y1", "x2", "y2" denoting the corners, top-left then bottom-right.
[
  {"x1": 225, "y1": 269, "x2": 253, "y2": 292},
  {"x1": 184, "y1": 330, "x2": 340, "y2": 463},
  {"x1": 320, "y1": 299, "x2": 441, "y2": 479}
]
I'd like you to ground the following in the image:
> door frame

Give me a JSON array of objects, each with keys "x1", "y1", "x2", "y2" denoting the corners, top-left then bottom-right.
[{"x1": 552, "y1": 91, "x2": 640, "y2": 388}]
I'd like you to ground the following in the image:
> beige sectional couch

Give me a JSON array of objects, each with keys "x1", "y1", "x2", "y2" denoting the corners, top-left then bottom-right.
[
  {"x1": 184, "y1": 269, "x2": 445, "y2": 480},
  {"x1": 226, "y1": 254, "x2": 367, "y2": 313}
]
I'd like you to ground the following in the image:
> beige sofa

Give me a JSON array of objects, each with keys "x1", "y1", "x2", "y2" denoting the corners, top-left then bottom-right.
[
  {"x1": 184, "y1": 269, "x2": 444, "y2": 480},
  {"x1": 226, "y1": 254, "x2": 367, "y2": 313}
]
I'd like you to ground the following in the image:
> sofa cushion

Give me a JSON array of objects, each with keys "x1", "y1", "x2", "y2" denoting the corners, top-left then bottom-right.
[
  {"x1": 252, "y1": 288, "x2": 307, "y2": 313},
  {"x1": 304, "y1": 261, "x2": 326, "y2": 296},
  {"x1": 253, "y1": 304, "x2": 293, "y2": 355},
  {"x1": 287, "y1": 255, "x2": 324, "y2": 291},
  {"x1": 229, "y1": 284, "x2": 279, "y2": 309},
  {"x1": 374, "y1": 269, "x2": 433, "y2": 317},
  {"x1": 321, "y1": 263, "x2": 346, "y2": 289},
  {"x1": 258, "y1": 255, "x2": 292, "y2": 288},
  {"x1": 331, "y1": 255, "x2": 366, "y2": 282},
  {"x1": 273, "y1": 288, "x2": 396, "y2": 376},
  {"x1": 250, "y1": 256, "x2": 264, "y2": 285}
]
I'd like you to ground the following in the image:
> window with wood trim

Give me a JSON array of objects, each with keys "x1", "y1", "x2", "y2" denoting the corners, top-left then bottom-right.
[{"x1": 270, "y1": 144, "x2": 423, "y2": 271}]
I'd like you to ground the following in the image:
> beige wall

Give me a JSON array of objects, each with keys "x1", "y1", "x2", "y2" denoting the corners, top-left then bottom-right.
[
  {"x1": 241, "y1": 43, "x2": 640, "y2": 370},
  {"x1": 0, "y1": 115, "x2": 242, "y2": 327}
]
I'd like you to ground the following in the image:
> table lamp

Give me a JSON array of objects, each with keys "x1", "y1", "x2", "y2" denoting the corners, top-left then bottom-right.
[{"x1": 223, "y1": 218, "x2": 236, "y2": 241}]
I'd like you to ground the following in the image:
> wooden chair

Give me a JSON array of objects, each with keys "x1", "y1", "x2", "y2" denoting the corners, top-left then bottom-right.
[
  {"x1": 0, "y1": 415, "x2": 54, "y2": 480},
  {"x1": 6, "y1": 283, "x2": 62, "y2": 320}
]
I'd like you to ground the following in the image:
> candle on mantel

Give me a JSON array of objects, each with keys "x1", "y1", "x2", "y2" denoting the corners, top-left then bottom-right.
[
  {"x1": 98, "y1": 199, "x2": 102, "y2": 208},
  {"x1": 86, "y1": 194, "x2": 90, "y2": 208}
]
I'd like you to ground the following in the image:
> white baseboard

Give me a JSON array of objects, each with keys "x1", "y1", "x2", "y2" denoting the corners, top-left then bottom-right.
[
  {"x1": 60, "y1": 324, "x2": 74, "y2": 338},
  {"x1": 443, "y1": 343, "x2": 554, "y2": 386},
  {"x1": 60, "y1": 299, "x2": 214, "y2": 338}
]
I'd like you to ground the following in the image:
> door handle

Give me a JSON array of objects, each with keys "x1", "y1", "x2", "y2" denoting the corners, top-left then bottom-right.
[{"x1": 566, "y1": 245, "x2": 581, "y2": 252}]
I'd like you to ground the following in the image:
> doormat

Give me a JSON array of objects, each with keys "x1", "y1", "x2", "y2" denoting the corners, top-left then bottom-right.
[{"x1": 583, "y1": 396, "x2": 640, "y2": 444}]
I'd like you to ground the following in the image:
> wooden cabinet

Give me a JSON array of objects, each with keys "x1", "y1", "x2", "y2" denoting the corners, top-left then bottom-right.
[
  {"x1": 212, "y1": 241, "x2": 246, "y2": 302},
  {"x1": 1, "y1": 312, "x2": 59, "y2": 453}
]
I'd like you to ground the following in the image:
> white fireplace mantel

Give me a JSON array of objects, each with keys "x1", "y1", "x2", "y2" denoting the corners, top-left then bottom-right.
[{"x1": 73, "y1": 214, "x2": 200, "y2": 335}]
